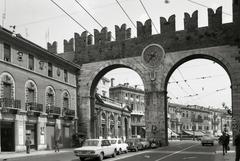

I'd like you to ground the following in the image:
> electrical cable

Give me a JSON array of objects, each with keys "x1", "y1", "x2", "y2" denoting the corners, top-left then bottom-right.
[
  {"x1": 115, "y1": 0, "x2": 137, "y2": 29},
  {"x1": 139, "y1": 0, "x2": 159, "y2": 33},
  {"x1": 50, "y1": 0, "x2": 93, "y2": 35}
]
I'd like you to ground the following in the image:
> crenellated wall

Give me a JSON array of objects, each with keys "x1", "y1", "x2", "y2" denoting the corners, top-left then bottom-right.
[{"x1": 48, "y1": 6, "x2": 240, "y2": 65}]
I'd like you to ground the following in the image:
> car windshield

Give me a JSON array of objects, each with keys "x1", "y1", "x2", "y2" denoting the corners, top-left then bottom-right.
[
  {"x1": 203, "y1": 135, "x2": 213, "y2": 139},
  {"x1": 110, "y1": 140, "x2": 117, "y2": 144},
  {"x1": 83, "y1": 140, "x2": 99, "y2": 146}
]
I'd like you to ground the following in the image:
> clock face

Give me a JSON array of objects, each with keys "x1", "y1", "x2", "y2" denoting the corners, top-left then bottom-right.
[{"x1": 142, "y1": 44, "x2": 165, "y2": 68}]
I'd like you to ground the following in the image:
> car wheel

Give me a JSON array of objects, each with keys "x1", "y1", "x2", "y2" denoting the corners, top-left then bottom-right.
[
  {"x1": 79, "y1": 157, "x2": 85, "y2": 161},
  {"x1": 98, "y1": 153, "x2": 104, "y2": 161},
  {"x1": 112, "y1": 150, "x2": 117, "y2": 158},
  {"x1": 202, "y1": 143, "x2": 204, "y2": 146},
  {"x1": 119, "y1": 148, "x2": 122, "y2": 155},
  {"x1": 212, "y1": 143, "x2": 214, "y2": 146}
]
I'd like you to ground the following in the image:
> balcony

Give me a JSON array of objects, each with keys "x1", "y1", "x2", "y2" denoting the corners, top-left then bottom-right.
[
  {"x1": 0, "y1": 98, "x2": 21, "y2": 113},
  {"x1": 191, "y1": 118, "x2": 204, "y2": 123},
  {"x1": 62, "y1": 108, "x2": 75, "y2": 119},
  {"x1": 46, "y1": 105, "x2": 61, "y2": 116},
  {"x1": 26, "y1": 102, "x2": 43, "y2": 112}
]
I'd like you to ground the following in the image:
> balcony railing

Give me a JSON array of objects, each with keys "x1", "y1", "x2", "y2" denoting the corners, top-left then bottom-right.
[
  {"x1": 0, "y1": 98, "x2": 21, "y2": 109},
  {"x1": 25, "y1": 102, "x2": 43, "y2": 112},
  {"x1": 62, "y1": 108, "x2": 75, "y2": 117},
  {"x1": 46, "y1": 105, "x2": 61, "y2": 115},
  {"x1": 191, "y1": 118, "x2": 204, "y2": 123}
]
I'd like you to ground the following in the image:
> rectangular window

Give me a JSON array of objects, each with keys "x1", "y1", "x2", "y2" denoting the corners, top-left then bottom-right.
[
  {"x1": 3, "y1": 82, "x2": 11, "y2": 98},
  {"x1": 64, "y1": 69, "x2": 68, "y2": 82},
  {"x1": 48, "y1": 63, "x2": 53, "y2": 77},
  {"x1": 28, "y1": 54, "x2": 34, "y2": 70},
  {"x1": 4, "y1": 43, "x2": 11, "y2": 62}
]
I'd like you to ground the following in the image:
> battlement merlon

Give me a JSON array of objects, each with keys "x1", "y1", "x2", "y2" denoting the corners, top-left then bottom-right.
[
  {"x1": 47, "y1": 41, "x2": 57, "y2": 54},
  {"x1": 160, "y1": 15, "x2": 176, "y2": 34},
  {"x1": 208, "y1": 7, "x2": 222, "y2": 30},
  {"x1": 115, "y1": 24, "x2": 131, "y2": 41},
  {"x1": 94, "y1": 27, "x2": 111, "y2": 44},
  {"x1": 74, "y1": 31, "x2": 93, "y2": 52},
  {"x1": 184, "y1": 10, "x2": 198, "y2": 32},
  {"x1": 137, "y1": 19, "x2": 152, "y2": 37},
  {"x1": 64, "y1": 38, "x2": 74, "y2": 52}
]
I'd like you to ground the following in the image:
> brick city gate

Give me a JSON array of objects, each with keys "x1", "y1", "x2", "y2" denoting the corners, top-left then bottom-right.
[{"x1": 52, "y1": 0, "x2": 240, "y2": 145}]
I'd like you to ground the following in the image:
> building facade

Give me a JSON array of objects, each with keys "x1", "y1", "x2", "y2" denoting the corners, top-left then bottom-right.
[
  {"x1": 94, "y1": 94, "x2": 131, "y2": 141},
  {"x1": 168, "y1": 103, "x2": 232, "y2": 138},
  {"x1": 0, "y1": 27, "x2": 79, "y2": 152},
  {"x1": 109, "y1": 83, "x2": 145, "y2": 138}
]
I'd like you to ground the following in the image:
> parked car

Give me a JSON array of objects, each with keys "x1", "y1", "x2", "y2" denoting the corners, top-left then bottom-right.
[
  {"x1": 140, "y1": 138, "x2": 150, "y2": 149},
  {"x1": 109, "y1": 138, "x2": 128, "y2": 154},
  {"x1": 74, "y1": 139, "x2": 116, "y2": 161},
  {"x1": 126, "y1": 138, "x2": 144, "y2": 152},
  {"x1": 201, "y1": 134, "x2": 215, "y2": 146}
]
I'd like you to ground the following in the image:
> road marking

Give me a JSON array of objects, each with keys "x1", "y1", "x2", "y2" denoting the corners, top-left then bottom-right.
[
  {"x1": 149, "y1": 151, "x2": 215, "y2": 155},
  {"x1": 155, "y1": 144, "x2": 198, "y2": 161},
  {"x1": 183, "y1": 156, "x2": 197, "y2": 160}
]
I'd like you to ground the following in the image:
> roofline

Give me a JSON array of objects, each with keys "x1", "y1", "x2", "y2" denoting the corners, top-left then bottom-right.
[{"x1": 0, "y1": 26, "x2": 81, "y2": 69}]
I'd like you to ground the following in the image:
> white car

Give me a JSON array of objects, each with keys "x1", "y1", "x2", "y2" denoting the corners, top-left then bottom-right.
[
  {"x1": 74, "y1": 139, "x2": 116, "y2": 161},
  {"x1": 109, "y1": 138, "x2": 128, "y2": 154}
]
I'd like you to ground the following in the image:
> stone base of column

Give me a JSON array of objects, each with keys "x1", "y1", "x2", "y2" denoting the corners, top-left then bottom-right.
[
  {"x1": 15, "y1": 145, "x2": 26, "y2": 152},
  {"x1": 38, "y1": 144, "x2": 47, "y2": 150}
]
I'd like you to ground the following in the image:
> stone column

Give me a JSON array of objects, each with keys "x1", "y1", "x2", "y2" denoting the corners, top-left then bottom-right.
[
  {"x1": 232, "y1": 82, "x2": 240, "y2": 144},
  {"x1": 78, "y1": 96, "x2": 91, "y2": 138},
  {"x1": 37, "y1": 116, "x2": 47, "y2": 150},
  {"x1": 121, "y1": 116, "x2": 125, "y2": 140},
  {"x1": 145, "y1": 90, "x2": 167, "y2": 146},
  {"x1": 106, "y1": 112, "x2": 110, "y2": 138},
  {"x1": 114, "y1": 114, "x2": 118, "y2": 138},
  {"x1": 15, "y1": 114, "x2": 27, "y2": 152}
]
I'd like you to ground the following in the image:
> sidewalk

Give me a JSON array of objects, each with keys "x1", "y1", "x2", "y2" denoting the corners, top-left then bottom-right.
[
  {"x1": 214, "y1": 143, "x2": 235, "y2": 161},
  {"x1": 0, "y1": 148, "x2": 74, "y2": 160}
]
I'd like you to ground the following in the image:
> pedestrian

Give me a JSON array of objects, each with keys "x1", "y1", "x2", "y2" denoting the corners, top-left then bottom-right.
[
  {"x1": 54, "y1": 139, "x2": 60, "y2": 152},
  {"x1": 25, "y1": 136, "x2": 31, "y2": 154},
  {"x1": 235, "y1": 132, "x2": 240, "y2": 161},
  {"x1": 219, "y1": 131, "x2": 230, "y2": 155}
]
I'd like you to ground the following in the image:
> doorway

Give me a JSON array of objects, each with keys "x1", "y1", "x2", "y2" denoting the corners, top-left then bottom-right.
[{"x1": 1, "y1": 122, "x2": 15, "y2": 151}]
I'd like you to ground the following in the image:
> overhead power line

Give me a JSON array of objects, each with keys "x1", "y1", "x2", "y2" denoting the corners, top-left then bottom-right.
[
  {"x1": 50, "y1": 0, "x2": 93, "y2": 35},
  {"x1": 139, "y1": 0, "x2": 159, "y2": 34},
  {"x1": 186, "y1": 0, "x2": 232, "y2": 16},
  {"x1": 75, "y1": 0, "x2": 115, "y2": 40},
  {"x1": 115, "y1": 0, "x2": 137, "y2": 29},
  {"x1": 75, "y1": 0, "x2": 103, "y2": 28}
]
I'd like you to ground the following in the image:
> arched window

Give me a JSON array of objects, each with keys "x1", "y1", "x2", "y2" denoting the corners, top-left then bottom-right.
[
  {"x1": 62, "y1": 91, "x2": 70, "y2": 109},
  {"x1": 25, "y1": 80, "x2": 37, "y2": 103},
  {"x1": 45, "y1": 86, "x2": 55, "y2": 106},
  {"x1": 0, "y1": 72, "x2": 15, "y2": 99}
]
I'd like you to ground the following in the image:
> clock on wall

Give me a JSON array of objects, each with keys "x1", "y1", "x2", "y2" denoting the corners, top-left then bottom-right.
[{"x1": 141, "y1": 44, "x2": 165, "y2": 68}]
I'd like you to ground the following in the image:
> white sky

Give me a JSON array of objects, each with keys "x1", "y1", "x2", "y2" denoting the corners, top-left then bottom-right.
[{"x1": 1, "y1": 0, "x2": 232, "y2": 108}]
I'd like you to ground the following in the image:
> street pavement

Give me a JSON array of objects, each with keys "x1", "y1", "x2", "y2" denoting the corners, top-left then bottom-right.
[{"x1": 0, "y1": 140, "x2": 236, "y2": 161}]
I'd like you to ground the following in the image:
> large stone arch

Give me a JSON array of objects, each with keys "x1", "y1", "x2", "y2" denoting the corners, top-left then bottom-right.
[
  {"x1": 78, "y1": 57, "x2": 148, "y2": 138},
  {"x1": 158, "y1": 46, "x2": 240, "y2": 144}
]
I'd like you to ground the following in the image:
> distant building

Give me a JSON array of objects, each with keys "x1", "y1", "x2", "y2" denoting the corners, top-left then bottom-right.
[
  {"x1": 94, "y1": 94, "x2": 131, "y2": 140},
  {"x1": 96, "y1": 77, "x2": 111, "y2": 97},
  {"x1": 0, "y1": 27, "x2": 79, "y2": 152},
  {"x1": 109, "y1": 82, "x2": 145, "y2": 138},
  {"x1": 168, "y1": 103, "x2": 232, "y2": 138}
]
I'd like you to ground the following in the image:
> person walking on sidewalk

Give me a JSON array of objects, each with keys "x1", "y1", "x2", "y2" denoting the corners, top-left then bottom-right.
[
  {"x1": 219, "y1": 131, "x2": 230, "y2": 155},
  {"x1": 235, "y1": 132, "x2": 240, "y2": 161},
  {"x1": 54, "y1": 138, "x2": 60, "y2": 152},
  {"x1": 25, "y1": 136, "x2": 31, "y2": 154}
]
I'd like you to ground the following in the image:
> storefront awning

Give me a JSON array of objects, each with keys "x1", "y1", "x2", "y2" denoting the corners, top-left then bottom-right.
[{"x1": 183, "y1": 130, "x2": 205, "y2": 136}]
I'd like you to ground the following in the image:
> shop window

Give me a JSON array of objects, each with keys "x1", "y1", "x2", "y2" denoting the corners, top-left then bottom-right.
[
  {"x1": 4, "y1": 43, "x2": 11, "y2": 62},
  {"x1": 28, "y1": 54, "x2": 34, "y2": 70}
]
